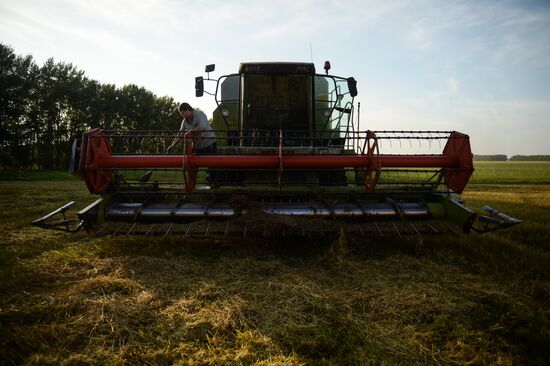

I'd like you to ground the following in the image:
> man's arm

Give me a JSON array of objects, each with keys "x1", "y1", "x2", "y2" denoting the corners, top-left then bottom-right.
[{"x1": 167, "y1": 121, "x2": 186, "y2": 152}]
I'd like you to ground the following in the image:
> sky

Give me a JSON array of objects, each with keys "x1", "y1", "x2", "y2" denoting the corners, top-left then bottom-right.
[{"x1": 1, "y1": 0, "x2": 550, "y2": 155}]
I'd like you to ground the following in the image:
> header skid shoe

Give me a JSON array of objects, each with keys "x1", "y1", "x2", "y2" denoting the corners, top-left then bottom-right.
[{"x1": 31, "y1": 201, "x2": 83, "y2": 232}]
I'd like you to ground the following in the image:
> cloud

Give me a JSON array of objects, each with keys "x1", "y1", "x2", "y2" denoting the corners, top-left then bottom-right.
[
  {"x1": 446, "y1": 77, "x2": 459, "y2": 95},
  {"x1": 408, "y1": 18, "x2": 432, "y2": 49},
  {"x1": 1, "y1": 1, "x2": 161, "y2": 60},
  {"x1": 401, "y1": 1, "x2": 550, "y2": 68}
]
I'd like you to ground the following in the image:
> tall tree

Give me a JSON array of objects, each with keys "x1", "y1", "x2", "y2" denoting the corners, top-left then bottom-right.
[
  {"x1": 0, "y1": 44, "x2": 36, "y2": 168},
  {"x1": 0, "y1": 43, "x2": 180, "y2": 170}
]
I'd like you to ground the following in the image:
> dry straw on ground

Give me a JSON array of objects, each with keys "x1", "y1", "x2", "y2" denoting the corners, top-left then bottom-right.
[{"x1": 0, "y1": 180, "x2": 549, "y2": 365}]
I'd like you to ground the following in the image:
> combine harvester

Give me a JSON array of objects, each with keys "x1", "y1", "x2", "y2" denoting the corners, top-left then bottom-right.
[{"x1": 32, "y1": 62, "x2": 521, "y2": 237}]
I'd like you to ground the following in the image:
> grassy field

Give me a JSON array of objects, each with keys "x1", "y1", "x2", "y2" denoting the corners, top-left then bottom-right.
[
  {"x1": 0, "y1": 163, "x2": 549, "y2": 365},
  {"x1": 470, "y1": 161, "x2": 550, "y2": 184}
]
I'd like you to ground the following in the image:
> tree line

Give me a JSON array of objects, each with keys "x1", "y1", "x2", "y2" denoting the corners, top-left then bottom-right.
[
  {"x1": 509, "y1": 155, "x2": 550, "y2": 161},
  {"x1": 473, "y1": 154, "x2": 508, "y2": 161},
  {"x1": 0, "y1": 43, "x2": 181, "y2": 170},
  {"x1": 474, "y1": 155, "x2": 550, "y2": 161}
]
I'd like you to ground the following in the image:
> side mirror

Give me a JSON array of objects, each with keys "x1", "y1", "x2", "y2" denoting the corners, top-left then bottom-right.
[
  {"x1": 324, "y1": 61, "x2": 331, "y2": 75},
  {"x1": 205, "y1": 64, "x2": 215, "y2": 73},
  {"x1": 195, "y1": 76, "x2": 204, "y2": 97},
  {"x1": 347, "y1": 77, "x2": 358, "y2": 97}
]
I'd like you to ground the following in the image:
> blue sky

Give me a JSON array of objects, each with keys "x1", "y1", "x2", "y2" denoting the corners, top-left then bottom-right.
[{"x1": 1, "y1": 0, "x2": 549, "y2": 155}]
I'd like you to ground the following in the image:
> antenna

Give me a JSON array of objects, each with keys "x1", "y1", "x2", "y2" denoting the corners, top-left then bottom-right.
[
  {"x1": 357, "y1": 102, "x2": 361, "y2": 131},
  {"x1": 309, "y1": 42, "x2": 313, "y2": 63}
]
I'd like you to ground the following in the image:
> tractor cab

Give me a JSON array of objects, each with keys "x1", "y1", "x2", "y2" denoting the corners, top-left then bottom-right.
[{"x1": 196, "y1": 62, "x2": 358, "y2": 148}]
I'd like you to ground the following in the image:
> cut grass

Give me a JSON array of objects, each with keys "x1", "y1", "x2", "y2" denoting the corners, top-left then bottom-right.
[{"x1": 0, "y1": 166, "x2": 549, "y2": 365}]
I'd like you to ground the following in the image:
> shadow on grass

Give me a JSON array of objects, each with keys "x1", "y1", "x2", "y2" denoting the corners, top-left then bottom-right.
[{"x1": 2, "y1": 228, "x2": 550, "y2": 365}]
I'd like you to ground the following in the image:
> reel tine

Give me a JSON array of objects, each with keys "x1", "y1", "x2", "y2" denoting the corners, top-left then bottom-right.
[
  {"x1": 204, "y1": 222, "x2": 211, "y2": 237},
  {"x1": 185, "y1": 223, "x2": 193, "y2": 237},
  {"x1": 224, "y1": 222, "x2": 230, "y2": 237},
  {"x1": 445, "y1": 222, "x2": 459, "y2": 235},
  {"x1": 126, "y1": 222, "x2": 137, "y2": 236},
  {"x1": 374, "y1": 223, "x2": 383, "y2": 237},
  {"x1": 392, "y1": 223, "x2": 401, "y2": 238},
  {"x1": 95, "y1": 223, "x2": 112, "y2": 236},
  {"x1": 427, "y1": 223, "x2": 439, "y2": 234},
  {"x1": 145, "y1": 224, "x2": 155, "y2": 236},
  {"x1": 163, "y1": 223, "x2": 174, "y2": 238},
  {"x1": 409, "y1": 222, "x2": 420, "y2": 235},
  {"x1": 111, "y1": 223, "x2": 124, "y2": 238}
]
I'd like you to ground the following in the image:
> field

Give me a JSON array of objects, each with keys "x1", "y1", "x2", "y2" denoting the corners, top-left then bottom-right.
[{"x1": 1, "y1": 162, "x2": 549, "y2": 365}]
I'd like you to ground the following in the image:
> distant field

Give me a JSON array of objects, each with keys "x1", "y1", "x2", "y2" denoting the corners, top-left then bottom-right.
[
  {"x1": 0, "y1": 165, "x2": 549, "y2": 364},
  {"x1": 470, "y1": 161, "x2": 550, "y2": 184}
]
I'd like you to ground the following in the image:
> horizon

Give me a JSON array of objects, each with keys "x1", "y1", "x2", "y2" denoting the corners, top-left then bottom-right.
[{"x1": 1, "y1": 0, "x2": 549, "y2": 155}]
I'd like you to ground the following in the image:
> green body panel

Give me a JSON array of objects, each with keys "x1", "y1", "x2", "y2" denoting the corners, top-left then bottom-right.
[{"x1": 432, "y1": 194, "x2": 477, "y2": 232}]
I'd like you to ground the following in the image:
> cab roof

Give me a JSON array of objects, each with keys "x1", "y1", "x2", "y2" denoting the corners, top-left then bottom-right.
[{"x1": 239, "y1": 62, "x2": 315, "y2": 75}]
